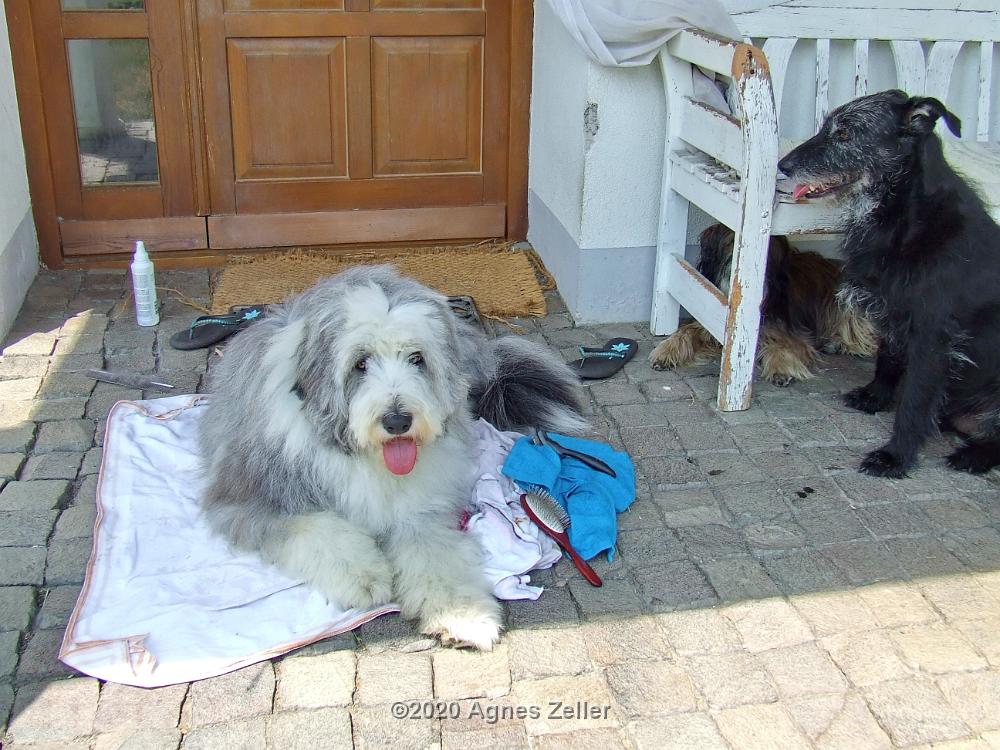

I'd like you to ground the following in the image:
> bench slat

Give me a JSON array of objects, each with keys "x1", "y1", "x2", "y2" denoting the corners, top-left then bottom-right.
[
  {"x1": 979, "y1": 42, "x2": 994, "y2": 142},
  {"x1": 761, "y1": 37, "x2": 798, "y2": 116},
  {"x1": 668, "y1": 255, "x2": 728, "y2": 343},
  {"x1": 926, "y1": 41, "x2": 963, "y2": 103},
  {"x1": 666, "y1": 30, "x2": 739, "y2": 77},
  {"x1": 891, "y1": 40, "x2": 926, "y2": 94},
  {"x1": 786, "y1": 0, "x2": 995, "y2": 11},
  {"x1": 679, "y1": 98, "x2": 744, "y2": 172},
  {"x1": 815, "y1": 38, "x2": 831, "y2": 129},
  {"x1": 734, "y1": 7, "x2": 1000, "y2": 41},
  {"x1": 854, "y1": 39, "x2": 869, "y2": 97},
  {"x1": 772, "y1": 201, "x2": 847, "y2": 234},
  {"x1": 669, "y1": 156, "x2": 741, "y2": 231}
]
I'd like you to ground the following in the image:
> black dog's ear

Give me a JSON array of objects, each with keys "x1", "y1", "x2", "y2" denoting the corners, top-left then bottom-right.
[{"x1": 904, "y1": 97, "x2": 962, "y2": 137}]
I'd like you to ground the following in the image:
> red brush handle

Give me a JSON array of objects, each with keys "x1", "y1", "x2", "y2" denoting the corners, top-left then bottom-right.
[
  {"x1": 552, "y1": 529, "x2": 604, "y2": 587},
  {"x1": 521, "y1": 499, "x2": 603, "y2": 587}
]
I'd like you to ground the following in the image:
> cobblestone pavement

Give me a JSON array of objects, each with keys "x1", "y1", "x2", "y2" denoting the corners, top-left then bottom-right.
[
  {"x1": 2, "y1": 268, "x2": 1000, "y2": 749},
  {"x1": 79, "y1": 120, "x2": 159, "y2": 186}
]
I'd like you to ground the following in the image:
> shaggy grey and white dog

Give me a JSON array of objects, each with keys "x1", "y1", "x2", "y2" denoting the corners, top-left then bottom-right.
[{"x1": 199, "y1": 265, "x2": 586, "y2": 649}]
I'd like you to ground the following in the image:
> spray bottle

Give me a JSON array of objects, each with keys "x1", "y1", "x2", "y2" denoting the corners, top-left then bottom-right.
[{"x1": 130, "y1": 240, "x2": 160, "y2": 327}]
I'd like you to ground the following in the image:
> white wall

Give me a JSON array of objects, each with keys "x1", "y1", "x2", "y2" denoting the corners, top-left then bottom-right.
[
  {"x1": 0, "y1": 0, "x2": 39, "y2": 340},
  {"x1": 528, "y1": 0, "x2": 668, "y2": 323},
  {"x1": 528, "y1": 0, "x2": 999, "y2": 324},
  {"x1": 527, "y1": 0, "x2": 589, "y2": 248}
]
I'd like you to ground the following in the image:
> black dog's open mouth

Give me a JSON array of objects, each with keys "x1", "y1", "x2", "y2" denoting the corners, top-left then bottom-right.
[{"x1": 790, "y1": 174, "x2": 858, "y2": 200}]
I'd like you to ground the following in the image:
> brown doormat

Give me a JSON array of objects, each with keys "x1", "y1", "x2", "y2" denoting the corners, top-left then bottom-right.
[{"x1": 209, "y1": 243, "x2": 553, "y2": 319}]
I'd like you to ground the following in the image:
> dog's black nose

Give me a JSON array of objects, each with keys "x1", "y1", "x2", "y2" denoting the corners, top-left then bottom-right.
[{"x1": 381, "y1": 412, "x2": 413, "y2": 435}]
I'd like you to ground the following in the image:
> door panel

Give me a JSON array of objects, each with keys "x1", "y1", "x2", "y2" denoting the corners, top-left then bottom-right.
[
  {"x1": 234, "y1": 174, "x2": 484, "y2": 213},
  {"x1": 226, "y1": 0, "x2": 344, "y2": 11},
  {"x1": 225, "y1": 1, "x2": 345, "y2": 9},
  {"x1": 228, "y1": 38, "x2": 349, "y2": 180},
  {"x1": 208, "y1": 204, "x2": 504, "y2": 248},
  {"x1": 200, "y1": 0, "x2": 508, "y2": 242},
  {"x1": 371, "y1": 36, "x2": 482, "y2": 176},
  {"x1": 371, "y1": 0, "x2": 484, "y2": 9}
]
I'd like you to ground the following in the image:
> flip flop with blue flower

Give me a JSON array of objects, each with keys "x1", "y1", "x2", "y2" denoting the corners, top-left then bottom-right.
[
  {"x1": 567, "y1": 337, "x2": 639, "y2": 379},
  {"x1": 169, "y1": 305, "x2": 269, "y2": 351}
]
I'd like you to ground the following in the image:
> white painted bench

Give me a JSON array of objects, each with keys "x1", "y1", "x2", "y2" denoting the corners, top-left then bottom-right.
[{"x1": 651, "y1": 1, "x2": 1000, "y2": 411}]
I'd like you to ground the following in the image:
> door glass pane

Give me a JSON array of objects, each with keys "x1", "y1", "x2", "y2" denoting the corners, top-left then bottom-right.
[
  {"x1": 62, "y1": 1, "x2": 145, "y2": 9},
  {"x1": 67, "y1": 39, "x2": 159, "y2": 185}
]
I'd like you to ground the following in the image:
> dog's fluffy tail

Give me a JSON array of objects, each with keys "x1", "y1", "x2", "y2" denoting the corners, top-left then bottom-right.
[{"x1": 472, "y1": 336, "x2": 589, "y2": 435}]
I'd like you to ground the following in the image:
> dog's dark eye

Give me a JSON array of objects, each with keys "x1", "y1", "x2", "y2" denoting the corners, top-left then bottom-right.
[
  {"x1": 834, "y1": 128, "x2": 851, "y2": 141},
  {"x1": 408, "y1": 352, "x2": 424, "y2": 367},
  {"x1": 355, "y1": 357, "x2": 369, "y2": 372}
]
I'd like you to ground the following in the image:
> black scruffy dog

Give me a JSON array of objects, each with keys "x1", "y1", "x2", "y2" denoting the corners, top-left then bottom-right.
[
  {"x1": 648, "y1": 224, "x2": 876, "y2": 385},
  {"x1": 779, "y1": 89, "x2": 1000, "y2": 477}
]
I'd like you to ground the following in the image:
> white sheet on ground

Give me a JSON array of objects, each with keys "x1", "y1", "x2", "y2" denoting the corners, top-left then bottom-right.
[
  {"x1": 60, "y1": 396, "x2": 559, "y2": 687},
  {"x1": 543, "y1": 0, "x2": 741, "y2": 67}
]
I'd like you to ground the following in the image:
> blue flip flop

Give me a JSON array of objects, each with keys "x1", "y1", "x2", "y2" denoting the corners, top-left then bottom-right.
[
  {"x1": 169, "y1": 305, "x2": 268, "y2": 350},
  {"x1": 567, "y1": 338, "x2": 639, "y2": 379}
]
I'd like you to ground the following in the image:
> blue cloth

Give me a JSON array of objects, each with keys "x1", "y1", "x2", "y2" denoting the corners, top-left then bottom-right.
[{"x1": 501, "y1": 433, "x2": 635, "y2": 561}]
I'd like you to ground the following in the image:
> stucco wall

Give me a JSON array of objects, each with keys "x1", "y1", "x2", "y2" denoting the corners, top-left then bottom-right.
[
  {"x1": 527, "y1": 0, "x2": 588, "y2": 246},
  {"x1": 528, "y1": 1, "x2": 999, "y2": 324},
  {"x1": 527, "y1": 0, "x2": 713, "y2": 323},
  {"x1": 528, "y1": 0, "x2": 670, "y2": 323},
  {"x1": 0, "y1": 0, "x2": 39, "y2": 340}
]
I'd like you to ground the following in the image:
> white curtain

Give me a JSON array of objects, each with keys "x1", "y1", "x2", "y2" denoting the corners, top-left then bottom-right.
[{"x1": 542, "y1": 0, "x2": 790, "y2": 67}]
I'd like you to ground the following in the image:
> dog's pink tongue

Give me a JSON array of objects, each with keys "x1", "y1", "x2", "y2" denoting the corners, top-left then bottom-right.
[
  {"x1": 792, "y1": 183, "x2": 812, "y2": 200},
  {"x1": 383, "y1": 437, "x2": 418, "y2": 475}
]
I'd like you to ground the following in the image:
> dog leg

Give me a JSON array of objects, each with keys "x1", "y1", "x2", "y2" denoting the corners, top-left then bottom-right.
[
  {"x1": 947, "y1": 437, "x2": 1000, "y2": 474},
  {"x1": 823, "y1": 307, "x2": 878, "y2": 357},
  {"x1": 386, "y1": 522, "x2": 501, "y2": 651},
  {"x1": 648, "y1": 322, "x2": 720, "y2": 370},
  {"x1": 258, "y1": 511, "x2": 394, "y2": 609},
  {"x1": 845, "y1": 343, "x2": 904, "y2": 413},
  {"x1": 756, "y1": 327, "x2": 817, "y2": 386},
  {"x1": 947, "y1": 411, "x2": 1000, "y2": 473},
  {"x1": 860, "y1": 330, "x2": 951, "y2": 478}
]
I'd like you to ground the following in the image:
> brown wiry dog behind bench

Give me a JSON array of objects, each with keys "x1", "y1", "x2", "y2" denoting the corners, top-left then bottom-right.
[{"x1": 649, "y1": 224, "x2": 876, "y2": 385}]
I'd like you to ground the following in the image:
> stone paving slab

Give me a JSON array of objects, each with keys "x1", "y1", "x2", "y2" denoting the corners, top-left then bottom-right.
[{"x1": 0, "y1": 270, "x2": 999, "y2": 748}]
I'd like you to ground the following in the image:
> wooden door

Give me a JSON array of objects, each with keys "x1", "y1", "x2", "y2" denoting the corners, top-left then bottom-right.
[
  {"x1": 199, "y1": 0, "x2": 515, "y2": 248},
  {"x1": 6, "y1": 0, "x2": 531, "y2": 265},
  {"x1": 6, "y1": 0, "x2": 208, "y2": 260}
]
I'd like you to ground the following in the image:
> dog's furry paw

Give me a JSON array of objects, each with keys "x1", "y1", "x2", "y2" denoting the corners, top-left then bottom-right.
[
  {"x1": 314, "y1": 554, "x2": 394, "y2": 610},
  {"x1": 844, "y1": 385, "x2": 892, "y2": 414},
  {"x1": 947, "y1": 443, "x2": 1000, "y2": 474},
  {"x1": 859, "y1": 448, "x2": 909, "y2": 478},
  {"x1": 422, "y1": 602, "x2": 502, "y2": 651},
  {"x1": 648, "y1": 341, "x2": 681, "y2": 371},
  {"x1": 648, "y1": 324, "x2": 715, "y2": 371},
  {"x1": 770, "y1": 373, "x2": 795, "y2": 387}
]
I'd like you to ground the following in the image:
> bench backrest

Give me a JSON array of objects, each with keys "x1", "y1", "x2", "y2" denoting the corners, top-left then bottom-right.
[{"x1": 731, "y1": 0, "x2": 999, "y2": 142}]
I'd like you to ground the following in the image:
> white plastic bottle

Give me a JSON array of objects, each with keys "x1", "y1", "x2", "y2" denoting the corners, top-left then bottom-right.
[{"x1": 130, "y1": 240, "x2": 160, "y2": 327}]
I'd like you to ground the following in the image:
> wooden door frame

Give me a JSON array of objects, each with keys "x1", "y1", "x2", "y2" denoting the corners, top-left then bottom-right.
[
  {"x1": 5, "y1": 0, "x2": 210, "y2": 264},
  {"x1": 5, "y1": 0, "x2": 535, "y2": 267},
  {"x1": 6, "y1": 0, "x2": 63, "y2": 268},
  {"x1": 507, "y1": 0, "x2": 532, "y2": 240}
]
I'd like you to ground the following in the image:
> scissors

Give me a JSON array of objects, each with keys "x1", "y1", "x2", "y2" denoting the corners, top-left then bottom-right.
[{"x1": 530, "y1": 427, "x2": 617, "y2": 478}]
